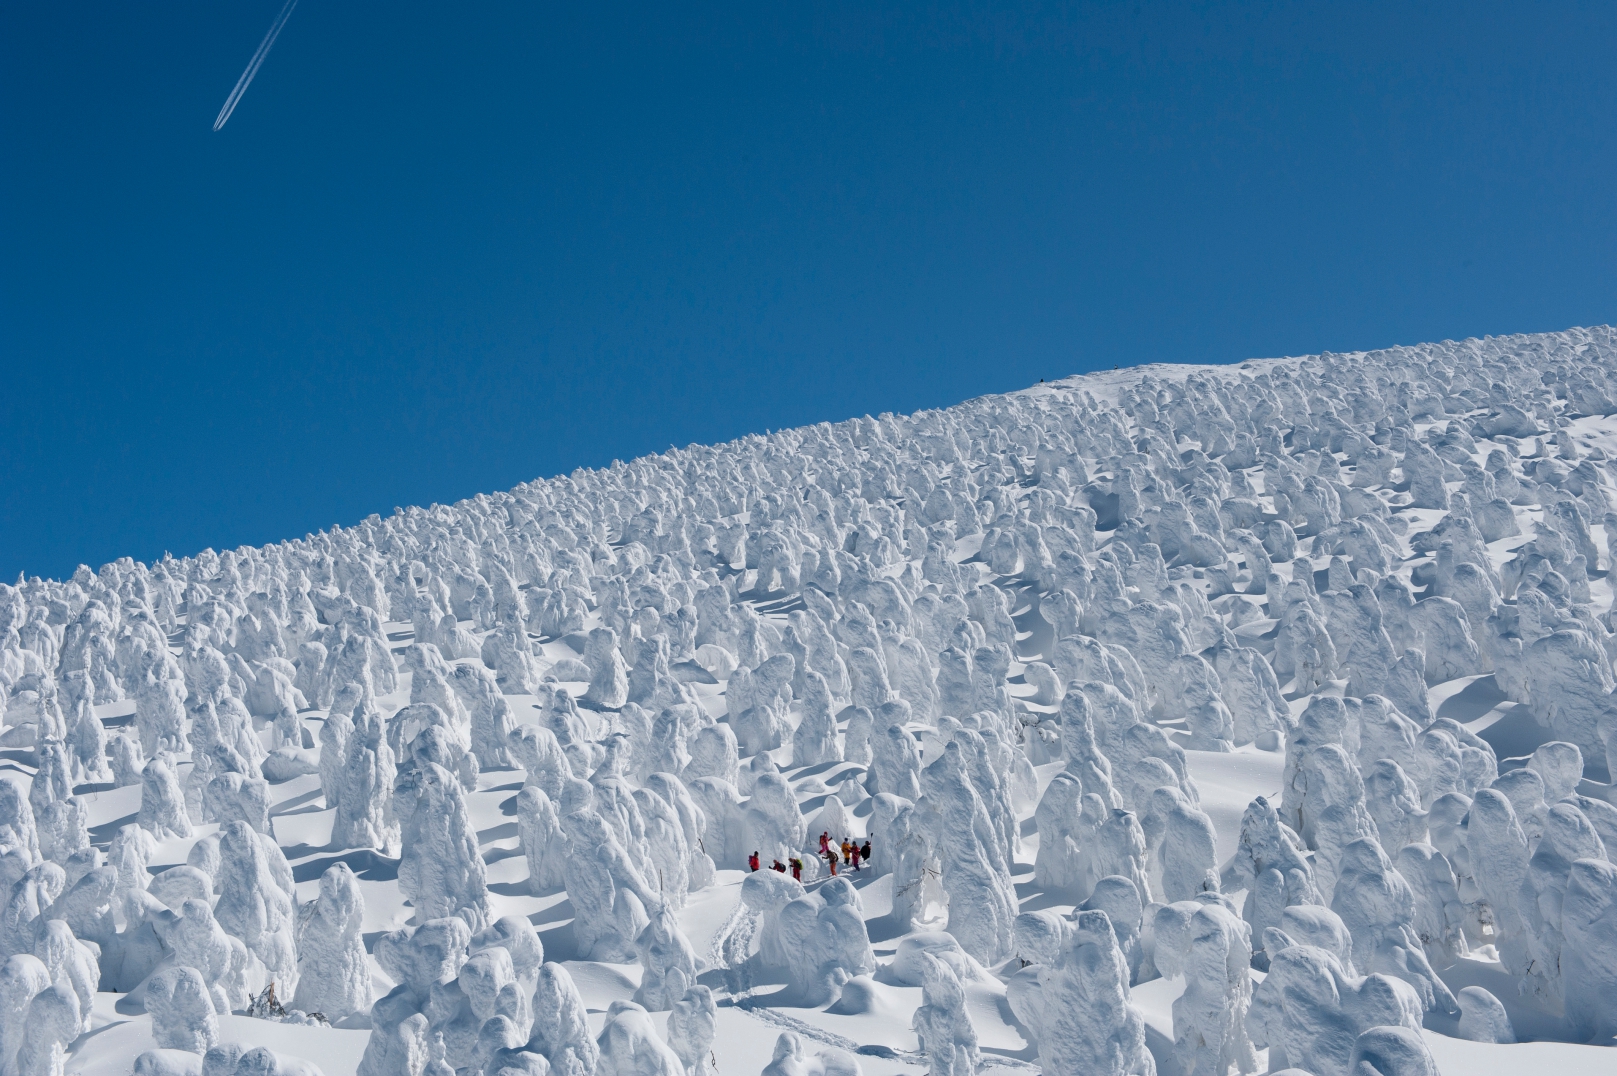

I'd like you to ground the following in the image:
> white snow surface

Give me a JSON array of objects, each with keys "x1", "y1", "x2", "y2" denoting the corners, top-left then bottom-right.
[{"x1": 4, "y1": 327, "x2": 1617, "y2": 1074}]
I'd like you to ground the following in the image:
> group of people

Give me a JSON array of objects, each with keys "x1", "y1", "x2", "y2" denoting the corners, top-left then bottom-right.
[
  {"x1": 819, "y1": 832, "x2": 870, "y2": 876},
  {"x1": 746, "y1": 834, "x2": 872, "y2": 881},
  {"x1": 747, "y1": 851, "x2": 807, "y2": 879}
]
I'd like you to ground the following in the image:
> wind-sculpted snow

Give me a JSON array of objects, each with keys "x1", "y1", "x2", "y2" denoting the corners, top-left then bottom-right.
[{"x1": 7, "y1": 329, "x2": 1617, "y2": 1073}]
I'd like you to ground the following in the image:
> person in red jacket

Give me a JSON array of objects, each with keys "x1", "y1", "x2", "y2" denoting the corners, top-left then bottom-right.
[
  {"x1": 849, "y1": 842, "x2": 862, "y2": 872},
  {"x1": 747, "y1": 851, "x2": 760, "y2": 872},
  {"x1": 789, "y1": 857, "x2": 803, "y2": 881}
]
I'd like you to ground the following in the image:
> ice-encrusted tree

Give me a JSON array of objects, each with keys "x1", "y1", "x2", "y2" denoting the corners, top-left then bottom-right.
[
  {"x1": 214, "y1": 820, "x2": 298, "y2": 997},
  {"x1": 595, "y1": 1000, "x2": 684, "y2": 1076},
  {"x1": 530, "y1": 960, "x2": 600, "y2": 1075},
  {"x1": 1165, "y1": 901, "x2": 1258, "y2": 1076},
  {"x1": 146, "y1": 964, "x2": 219, "y2": 1054},
  {"x1": 665, "y1": 985, "x2": 716, "y2": 1076},
  {"x1": 1329, "y1": 836, "x2": 1457, "y2": 1014},
  {"x1": 631, "y1": 902, "x2": 698, "y2": 1012},
  {"x1": 330, "y1": 706, "x2": 399, "y2": 855},
  {"x1": 1021, "y1": 910, "x2": 1155, "y2": 1076},
  {"x1": 292, "y1": 861, "x2": 370, "y2": 1021},
  {"x1": 399, "y1": 761, "x2": 489, "y2": 932},
  {"x1": 912, "y1": 952, "x2": 979, "y2": 1076},
  {"x1": 919, "y1": 741, "x2": 1017, "y2": 964}
]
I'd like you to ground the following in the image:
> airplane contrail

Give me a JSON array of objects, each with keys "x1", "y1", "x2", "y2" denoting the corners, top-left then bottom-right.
[{"x1": 213, "y1": 0, "x2": 300, "y2": 131}]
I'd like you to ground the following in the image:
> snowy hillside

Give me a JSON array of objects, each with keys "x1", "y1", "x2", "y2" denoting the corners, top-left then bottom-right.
[{"x1": 4, "y1": 327, "x2": 1617, "y2": 1076}]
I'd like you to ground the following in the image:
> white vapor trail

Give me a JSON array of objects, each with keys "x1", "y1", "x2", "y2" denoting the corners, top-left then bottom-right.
[{"x1": 213, "y1": 0, "x2": 300, "y2": 131}]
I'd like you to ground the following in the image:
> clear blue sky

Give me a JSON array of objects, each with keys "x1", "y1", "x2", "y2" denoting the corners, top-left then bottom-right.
[{"x1": 3, "y1": 2, "x2": 1614, "y2": 581}]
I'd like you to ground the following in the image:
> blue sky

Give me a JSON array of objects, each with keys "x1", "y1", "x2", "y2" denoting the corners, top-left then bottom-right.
[{"x1": 2, "y1": 2, "x2": 1614, "y2": 580}]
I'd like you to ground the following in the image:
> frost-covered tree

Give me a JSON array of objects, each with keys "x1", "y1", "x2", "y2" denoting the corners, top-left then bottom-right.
[
  {"x1": 595, "y1": 1000, "x2": 684, "y2": 1076},
  {"x1": 912, "y1": 952, "x2": 979, "y2": 1076},
  {"x1": 530, "y1": 961, "x2": 599, "y2": 1075},
  {"x1": 1020, "y1": 910, "x2": 1154, "y2": 1076},
  {"x1": 666, "y1": 985, "x2": 716, "y2": 1076},
  {"x1": 398, "y1": 761, "x2": 489, "y2": 931},
  {"x1": 146, "y1": 965, "x2": 219, "y2": 1054},
  {"x1": 331, "y1": 707, "x2": 399, "y2": 854},
  {"x1": 292, "y1": 861, "x2": 370, "y2": 1021},
  {"x1": 920, "y1": 741, "x2": 1016, "y2": 964},
  {"x1": 631, "y1": 902, "x2": 698, "y2": 1012},
  {"x1": 214, "y1": 821, "x2": 298, "y2": 997}
]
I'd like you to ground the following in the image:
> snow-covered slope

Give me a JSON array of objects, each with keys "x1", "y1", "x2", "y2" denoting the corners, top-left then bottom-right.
[{"x1": 4, "y1": 326, "x2": 1617, "y2": 1075}]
